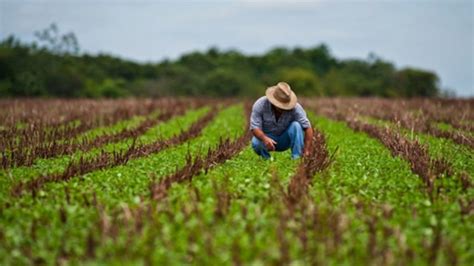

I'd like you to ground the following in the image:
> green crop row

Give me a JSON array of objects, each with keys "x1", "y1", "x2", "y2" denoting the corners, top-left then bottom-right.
[
  {"x1": 0, "y1": 107, "x2": 209, "y2": 199},
  {"x1": 0, "y1": 103, "x2": 472, "y2": 265},
  {"x1": 78, "y1": 147, "x2": 299, "y2": 265},
  {"x1": 313, "y1": 113, "x2": 473, "y2": 264},
  {"x1": 78, "y1": 111, "x2": 472, "y2": 265},
  {"x1": 0, "y1": 104, "x2": 245, "y2": 265},
  {"x1": 363, "y1": 116, "x2": 473, "y2": 201},
  {"x1": 435, "y1": 122, "x2": 473, "y2": 137}
]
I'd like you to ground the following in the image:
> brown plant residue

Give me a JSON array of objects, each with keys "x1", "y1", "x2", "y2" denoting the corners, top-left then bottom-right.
[
  {"x1": 346, "y1": 119, "x2": 453, "y2": 200},
  {"x1": 150, "y1": 103, "x2": 252, "y2": 201},
  {"x1": 285, "y1": 129, "x2": 333, "y2": 208},
  {"x1": 303, "y1": 98, "x2": 474, "y2": 148},
  {"x1": 11, "y1": 105, "x2": 219, "y2": 197},
  {"x1": 1, "y1": 98, "x2": 216, "y2": 169}
]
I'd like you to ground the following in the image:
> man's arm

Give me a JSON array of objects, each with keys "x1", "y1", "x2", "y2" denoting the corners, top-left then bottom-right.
[
  {"x1": 252, "y1": 128, "x2": 277, "y2": 151},
  {"x1": 303, "y1": 127, "x2": 314, "y2": 157},
  {"x1": 250, "y1": 98, "x2": 277, "y2": 151}
]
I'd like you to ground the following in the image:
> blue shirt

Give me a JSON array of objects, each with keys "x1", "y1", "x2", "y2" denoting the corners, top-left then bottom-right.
[{"x1": 250, "y1": 96, "x2": 311, "y2": 136}]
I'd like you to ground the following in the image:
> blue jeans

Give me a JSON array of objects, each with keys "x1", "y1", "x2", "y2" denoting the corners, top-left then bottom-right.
[{"x1": 252, "y1": 121, "x2": 304, "y2": 159}]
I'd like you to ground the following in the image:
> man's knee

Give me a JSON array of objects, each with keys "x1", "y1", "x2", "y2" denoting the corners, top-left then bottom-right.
[
  {"x1": 251, "y1": 136, "x2": 263, "y2": 150},
  {"x1": 251, "y1": 136, "x2": 271, "y2": 158},
  {"x1": 289, "y1": 121, "x2": 303, "y2": 133}
]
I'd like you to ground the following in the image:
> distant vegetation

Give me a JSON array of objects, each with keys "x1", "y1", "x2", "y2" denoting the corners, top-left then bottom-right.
[{"x1": 0, "y1": 24, "x2": 442, "y2": 98}]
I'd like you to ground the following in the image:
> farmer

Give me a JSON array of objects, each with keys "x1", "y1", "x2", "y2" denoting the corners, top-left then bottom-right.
[{"x1": 250, "y1": 81, "x2": 313, "y2": 159}]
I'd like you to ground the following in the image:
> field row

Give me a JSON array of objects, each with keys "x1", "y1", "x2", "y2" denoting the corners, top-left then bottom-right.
[{"x1": 0, "y1": 99, "x2": 472, "y2": 265}]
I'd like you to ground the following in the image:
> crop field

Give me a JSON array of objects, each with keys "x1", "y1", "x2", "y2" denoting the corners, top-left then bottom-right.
[{"x1": 0, "y1": 98, "x2": 472, "y2": 265}]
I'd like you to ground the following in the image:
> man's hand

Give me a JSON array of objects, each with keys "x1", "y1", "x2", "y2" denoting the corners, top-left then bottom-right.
[
  {"x1": 263, "y1": 136, "x2": 277, "y2": 151},
  {"x1": 303, "y1": 148, "x2": 311, "y2": 157},
  {"x1": 252, "y1": 128, "x2": 277, "y2": 151}
]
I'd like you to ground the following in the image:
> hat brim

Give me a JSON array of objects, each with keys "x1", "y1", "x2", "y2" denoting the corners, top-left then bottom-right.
[{"x1": 265, "y1": 86, "x2": 297, "y2": 110}]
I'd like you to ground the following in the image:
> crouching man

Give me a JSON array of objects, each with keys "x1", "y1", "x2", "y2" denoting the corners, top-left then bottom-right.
[{"x1": 250, "y1": 81, "x2": 313, "y2": 159}]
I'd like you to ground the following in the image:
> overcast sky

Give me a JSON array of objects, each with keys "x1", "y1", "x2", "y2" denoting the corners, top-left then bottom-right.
[{"x1": 1, "y1": 0, "x2": 473, "y2": 96}]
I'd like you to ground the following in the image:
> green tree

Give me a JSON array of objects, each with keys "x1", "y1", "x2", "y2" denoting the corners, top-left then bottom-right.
[
  {"x1": 278, "y1": 68, "x2": 322, "y2": 96},
  {"x1": 394, "y1": 68, "x2": 439, "y2": 97},
  {"x1": 34, "y1": 23, "x2": 80, "y2": 55},
  {"x1": 0, "y1": 28, "x2": 445, "y2": 98},
  {"x1": 203, "y1": 69, "x2": 254, "y2": 97}
]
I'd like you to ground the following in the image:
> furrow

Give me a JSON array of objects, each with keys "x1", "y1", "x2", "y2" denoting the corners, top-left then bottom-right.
[
  {"x1": 304, "y1": 98, "x2": 474, "y2": 149},
  {"x1": 346, "y1": 119, "x2": 455, "y2": 200},
  {"x1": 284, "y1": 128, "x2": 333, "y2": 208},
  {"x1": 310, "y1": 104, "x2": 467, "y2": 201},
  {"x1": 149, "y1": 103, "x2": 252, "y2": 201},
  {"x1": 0, "y1": 109, "x2": 182, "y2": 169},
  {"x1": 0, "y1": 99, "x2": 215, "y2": 169},
  {"x1": 11, "y1": 106, "x2": 218, "y2": 197}
]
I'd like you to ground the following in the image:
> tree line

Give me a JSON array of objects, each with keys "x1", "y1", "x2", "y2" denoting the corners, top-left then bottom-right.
[{"x1": 0, "y1": 24, "x2": 442, "y2": 98}]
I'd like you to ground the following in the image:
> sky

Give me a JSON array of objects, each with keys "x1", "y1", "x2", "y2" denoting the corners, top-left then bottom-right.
[{"x1": 1, "y1": 0, "x2": 473, "y2": 97}]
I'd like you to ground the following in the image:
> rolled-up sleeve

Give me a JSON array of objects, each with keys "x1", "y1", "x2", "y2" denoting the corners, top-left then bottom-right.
[
  {"x1": 250, "y1": 100, "x2": 263, "y2": 131},
  {"x1": 294, "y1": 103, "x2": 311, "y2": 129}
]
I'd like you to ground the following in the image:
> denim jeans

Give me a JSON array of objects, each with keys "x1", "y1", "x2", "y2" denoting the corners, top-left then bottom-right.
[{"x1": 251, "y1": 121, "x2": 304, "y2": 159}]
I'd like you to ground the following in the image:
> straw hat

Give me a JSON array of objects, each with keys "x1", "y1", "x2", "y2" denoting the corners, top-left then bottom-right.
[{"x1": 265, "y1": 81, "x2": 297, "y2": 110}]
